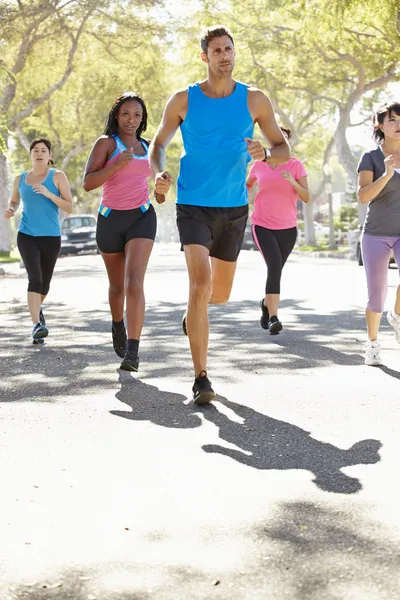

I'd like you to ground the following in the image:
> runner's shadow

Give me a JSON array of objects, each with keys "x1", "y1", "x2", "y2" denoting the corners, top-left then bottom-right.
[
  {"x1": 200, "y1": 398, "x2": 381, "y2": 494},
  {"x1": 378, "y1": 365, "x2": 400, "y2": 380},
  {"x1": 110, "y1": 371, "x2": 202, "y2": 429}
]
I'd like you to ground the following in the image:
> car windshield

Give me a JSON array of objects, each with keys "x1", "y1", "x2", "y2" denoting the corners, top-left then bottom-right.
[{"x1": 62, "y1": 216, "x2": 95, "y2": 230}]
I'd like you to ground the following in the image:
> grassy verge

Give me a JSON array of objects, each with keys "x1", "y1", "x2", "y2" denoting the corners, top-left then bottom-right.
[
  {"x1": 0, "y1": 249, "x2": 21, "y2": 263},
  {"x1": 296, "y1": 245, "x2": 349, "y2": 253}
]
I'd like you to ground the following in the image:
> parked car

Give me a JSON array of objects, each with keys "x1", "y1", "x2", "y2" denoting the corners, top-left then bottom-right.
[
  {"x1": 242, "y1": 223, "x2": 258, "y2": 251},
  {"x1": 60, "y1": 214, "x2": 98, "y2": 256}
]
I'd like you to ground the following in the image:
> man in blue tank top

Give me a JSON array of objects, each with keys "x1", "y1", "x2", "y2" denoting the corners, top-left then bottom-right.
[{"x1": 150, "y1": 25, "x2": 290, "y2": 404}]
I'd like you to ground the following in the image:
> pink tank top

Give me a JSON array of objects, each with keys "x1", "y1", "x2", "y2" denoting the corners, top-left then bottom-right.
[{"x1": 101, "y1": 135, "x2": 153, "y2": 210}]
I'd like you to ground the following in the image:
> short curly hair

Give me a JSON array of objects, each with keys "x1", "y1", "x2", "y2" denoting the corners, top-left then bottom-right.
[{"x1": 372, "y1": 101, "x2": 400, "y2": 143}]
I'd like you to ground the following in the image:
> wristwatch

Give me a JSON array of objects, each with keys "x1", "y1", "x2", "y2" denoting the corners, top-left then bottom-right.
[{"x1": 262, "y1": 147, "x2": 271, "y2": 162}]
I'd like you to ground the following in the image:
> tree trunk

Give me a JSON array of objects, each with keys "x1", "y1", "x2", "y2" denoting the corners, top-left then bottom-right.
[
  {"x1": 0, "y1": 147, "x2": 11, "y2": 252},
  {"x1": 335, "y1": 108, "x2": 358, "y2": 190},
  {"x1": 304, "y1": 199, "x2": 316, "y2": 246}
]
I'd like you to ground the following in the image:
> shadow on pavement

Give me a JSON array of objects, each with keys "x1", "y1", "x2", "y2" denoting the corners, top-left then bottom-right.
[
  {"x1": 198, "y1": 398, "x2": 381, "y2": 495},
  {"x1": 110, "y1": 371, "x2": 202, "y2": 430},
  {"x1": 7, "y1": 502, "x2": 400, "y2": 599}
]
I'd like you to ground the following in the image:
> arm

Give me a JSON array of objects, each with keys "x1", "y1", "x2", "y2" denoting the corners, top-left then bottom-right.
[
  {"x1": 33, "y1": 170, "x2": 73, "y2": 214},
  {"x1": 247, "y1": 89, "x2": 290, "y2": 164},
  {"x1": 4, "y1": 176, "x2": 21, "y2": 219},
  {"x1": 281, "y1": 172, "x2": 310, "y2": 203},
  {"x1": 246, "y1": 175, "x2": 257, "y2": 191},
  {"x1": 358, "y1": 155, "x2": 396, "y2": 204},
  {"x1": 149, "y1": 90, "x2": 187, "y2": 199},
  {"x1": 83, "y1": 137, "x2": 132, "y2": 192}
]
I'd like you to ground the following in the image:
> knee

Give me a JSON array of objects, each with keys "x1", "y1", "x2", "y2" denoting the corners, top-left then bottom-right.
[
  {"x1": 109, "y1": 282, "x2": 124, "y2": 296},
  {"x1": 209, "y1": 293, "x2": 230, "y2": 305},
  {"x1": 125, "y1": 276, "x2": 143, "y2": 297},
  {"x1": 28, "y1": 279, "x2": 43, "y2": 294},
  {"x1": 190, "y1": 279, "x2": 212, "y2": 302}
]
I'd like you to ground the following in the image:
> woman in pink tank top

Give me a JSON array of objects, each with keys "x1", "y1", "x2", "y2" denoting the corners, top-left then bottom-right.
[
  {"x1": 83, "y1": 92, "x2": 157, "y2": 372},
  {"x1": 246, "y1": 127, "x2": 310, "y2": 335}
]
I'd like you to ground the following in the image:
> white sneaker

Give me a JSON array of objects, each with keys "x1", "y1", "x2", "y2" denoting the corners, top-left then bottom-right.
[
  {"x1": 364, "y1": 340, "x2": 382, "y2": 366},
  {"x1": 387, "y1": 310, "x2": 400, "y2": 344}
]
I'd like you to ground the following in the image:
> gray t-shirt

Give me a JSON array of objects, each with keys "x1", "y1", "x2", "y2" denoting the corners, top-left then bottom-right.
[{"x1": 357, "y1": 147, "x2": 400, "y2": 236}]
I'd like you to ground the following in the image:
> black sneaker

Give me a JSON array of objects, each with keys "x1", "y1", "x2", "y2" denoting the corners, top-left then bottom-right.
[
  {"x1": 112, "y1": 324, "x2": 127, "y2": 358},
  {"x1": 182, "y1": 312, "x2": 188, "y2": 336},
  {"x1": 268, "y1": 316, "x2": 283, "y2": 335},
  {"x1": 39, "y1": 308, "x2": 46, "y2": 326},
  {"x1": 260, "y1": 299, "x2": 270, "y2": 330},
  {"x1": 192, "y1": 371, "x2": 216, "y2": 405},
  {"x1": 120, "y1": 350, "x2": 139, "y2": 372}
]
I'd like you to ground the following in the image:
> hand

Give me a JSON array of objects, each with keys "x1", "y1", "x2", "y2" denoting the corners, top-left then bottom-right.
[
  {"x1": 4, "y1": 206, "x2": 15, "y2": 219},
  {"x1": 245, "y1": 138, "x2": 266, "y2": 161},
  {"x1": 281, "y1": 170, "x2": 296, "y2": 185},
  {"x1": 384, "y1": 154, "x2": 396, "y2": 178},
  {"x1": 32, "y1": 184, "x2": 53, "y2": 199},
  {"x1": 155, "y1": 171, "x2": 173, "y2": 195},
  {"x1": 115, "y1": 149, "x2": 133, "y2": 169}
]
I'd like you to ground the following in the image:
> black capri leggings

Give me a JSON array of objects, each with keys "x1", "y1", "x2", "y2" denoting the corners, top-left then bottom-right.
[
  {"x1": 252, "y1": 225, "x2": 297, "y2": 294},
  {"x1": 17, "y1": 232, "x2": 61, "y2": 295}
]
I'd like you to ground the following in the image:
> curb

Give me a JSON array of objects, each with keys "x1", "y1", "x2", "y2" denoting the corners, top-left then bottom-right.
[
  {"x1": 293, "y1": 250, "x2": 355, "y2": 260},
  {"x1": 0, "y1": 261, "x2": 25, "y2": 277}
]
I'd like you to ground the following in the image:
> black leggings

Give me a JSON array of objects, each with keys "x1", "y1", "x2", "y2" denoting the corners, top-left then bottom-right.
[
  {"x1": 17, "y1": 232, "x2": 61, "y2": 295},
  {"x1": 252, "y1": 225, "x2": 297, "y2": 294}
]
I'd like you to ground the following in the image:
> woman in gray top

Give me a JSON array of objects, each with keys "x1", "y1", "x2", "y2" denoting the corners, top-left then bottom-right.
[{"x1": 357, "y1": 101, "x2": 400, "y2": 366}]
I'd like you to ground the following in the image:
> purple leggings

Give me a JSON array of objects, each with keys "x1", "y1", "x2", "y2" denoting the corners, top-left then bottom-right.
[{"x1": 361, "y1": 233, "x2": 400, "y2": 313}]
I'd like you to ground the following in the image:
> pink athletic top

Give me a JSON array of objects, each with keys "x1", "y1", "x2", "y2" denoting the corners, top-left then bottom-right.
[
  {"x1": 249, "y1": 158, "x2": 307, "y2": 230},
  {"x1": 101, "y1": 135, "x2": 153, "y2": 210}
]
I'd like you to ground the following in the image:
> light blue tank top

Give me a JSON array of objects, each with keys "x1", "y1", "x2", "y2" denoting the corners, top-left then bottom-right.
[
  {"x1": 18, "y1": 169, "x2": 61, "y2": 237},
  {"x1": 177, "y1": 81, "x2": 254, "y2": 208}
]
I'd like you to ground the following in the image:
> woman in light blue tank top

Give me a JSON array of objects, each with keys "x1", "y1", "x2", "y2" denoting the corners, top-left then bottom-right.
[{"x1": 4, "y1": 138, "x2": 73, "y2": 344}]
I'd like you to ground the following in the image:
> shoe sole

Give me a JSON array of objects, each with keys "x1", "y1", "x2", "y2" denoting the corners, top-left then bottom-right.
[
  {"x1": 33, "y1": 326, "x2": 48, "y2": 340},
  {"x1": 32, "y1": 338, "x2": 45, "y2": 345},
  {"x1": 269, "y1": 322, "x2": 283, "y2": 335},
  {"x1": 193, "y1": 391, "x2": 216, "y2": 405},
  {"x1": 119, "y1": 363, "x2": 139, "y2": 372},
  {"x1": 387, "y1": 312, "x2": 400, "y2": 344},
  {"x1": 365, "y1": 360, "x2": 382, "y2": 366},
  {"x1": 182, "y1": 314, "x2": 187, "y2": 336}
]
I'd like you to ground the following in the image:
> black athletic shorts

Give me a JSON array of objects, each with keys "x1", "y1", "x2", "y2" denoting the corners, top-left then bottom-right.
[
  {"x1": 96, "y1": 203, "x2": 157, "y2": 254},
  {"x1": 176, "y1": 204, "x2": 248, "y2": 262}
]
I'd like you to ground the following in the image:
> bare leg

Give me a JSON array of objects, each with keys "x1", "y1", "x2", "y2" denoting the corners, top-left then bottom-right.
[
  {"x1": 366, "y1": 309, "x2": 382, "y2": 342},
  {"x1": 27, "y1": 291, "x2": 42, "y2": 324},
  {"x1": 100, "y1": 251, "x2": 126, "y2": 321},
  {"x1": 394, "y1": 285, "x2": 400, "y2": 315},
  {"x1": 184, "y1": 245, "x2": 212, "y2": 375},
  {"x1": 264, "y1": 293, "x2": 280, "y2": 318},
  {"x1": 124, "y1": 238, "x2": 154, "y2": 339},
  {"x1": 209, "y1": 257, "x2": 237, "y2": 304}
]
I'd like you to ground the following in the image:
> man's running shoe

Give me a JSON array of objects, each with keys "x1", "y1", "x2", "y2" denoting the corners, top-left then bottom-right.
[
  {"x1": 182, "y1": 311, "x2": 188, "y2": 336},
  {"x1": 32, "y1": 322, "x2": 48, "y2": 340},
  {"x1": 39, "y1": 308, "x2": 46, "y2": 326},
  {"x1": 268, "y1": 316, "x2": 283, "y2": 335},
  {"x1": 120, "y1": 350, "x2": 139, "y2": 372},
  {"x1": 112, "y1": 324, "x2": 127, "y2": 358},
  {"x1": 387, "y1": 310, "x2": 400, "y2": 344},
  {"x1": 260, "y1": 299, "x2": 270, "y2": 330},
  {"x1": 192, "y1": 370, "x2": 216, "y2": 405},
  {"x1": 364, "y1": 340, "x2": 382, "y2": 366}
]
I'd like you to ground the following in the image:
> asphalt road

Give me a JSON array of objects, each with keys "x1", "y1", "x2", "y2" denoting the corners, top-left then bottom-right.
[{"x1": 1, "y1": 245, "x2": 399, "y2": 600}]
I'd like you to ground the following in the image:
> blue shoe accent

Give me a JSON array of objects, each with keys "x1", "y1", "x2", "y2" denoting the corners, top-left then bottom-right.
[{"x1": 32, "y1": 322, "x2": 49, "y2": 340}]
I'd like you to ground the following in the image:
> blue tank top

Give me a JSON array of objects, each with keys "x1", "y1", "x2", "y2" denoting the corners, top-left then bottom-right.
[
  {"x1": 18, "y1": 169, "x2": 61, "y2": 237},
  {"x1": 177, "y1": 81, "x2": 254, "y2": 208}
]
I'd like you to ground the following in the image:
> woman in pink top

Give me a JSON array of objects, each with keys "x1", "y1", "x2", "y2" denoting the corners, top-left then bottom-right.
[
  {"x1": 84, "y1": 92, "x2": 157, "y2": 372},
  {"x1": 246, "y1": 128, "x2": 310, "y2": 334}
]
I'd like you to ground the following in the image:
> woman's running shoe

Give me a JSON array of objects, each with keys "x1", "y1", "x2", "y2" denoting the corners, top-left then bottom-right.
[{"x1": 32, "y1": 322, "x2": 49, "y2": 340}]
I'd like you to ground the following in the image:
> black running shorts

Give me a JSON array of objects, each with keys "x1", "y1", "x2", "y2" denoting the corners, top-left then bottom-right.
[
  {"x1": 96, "y1": 204, "x2": 157, "y2": 254},
  {"x1": 176, "y1": 204, "x2": 248, "y2": 262}
]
